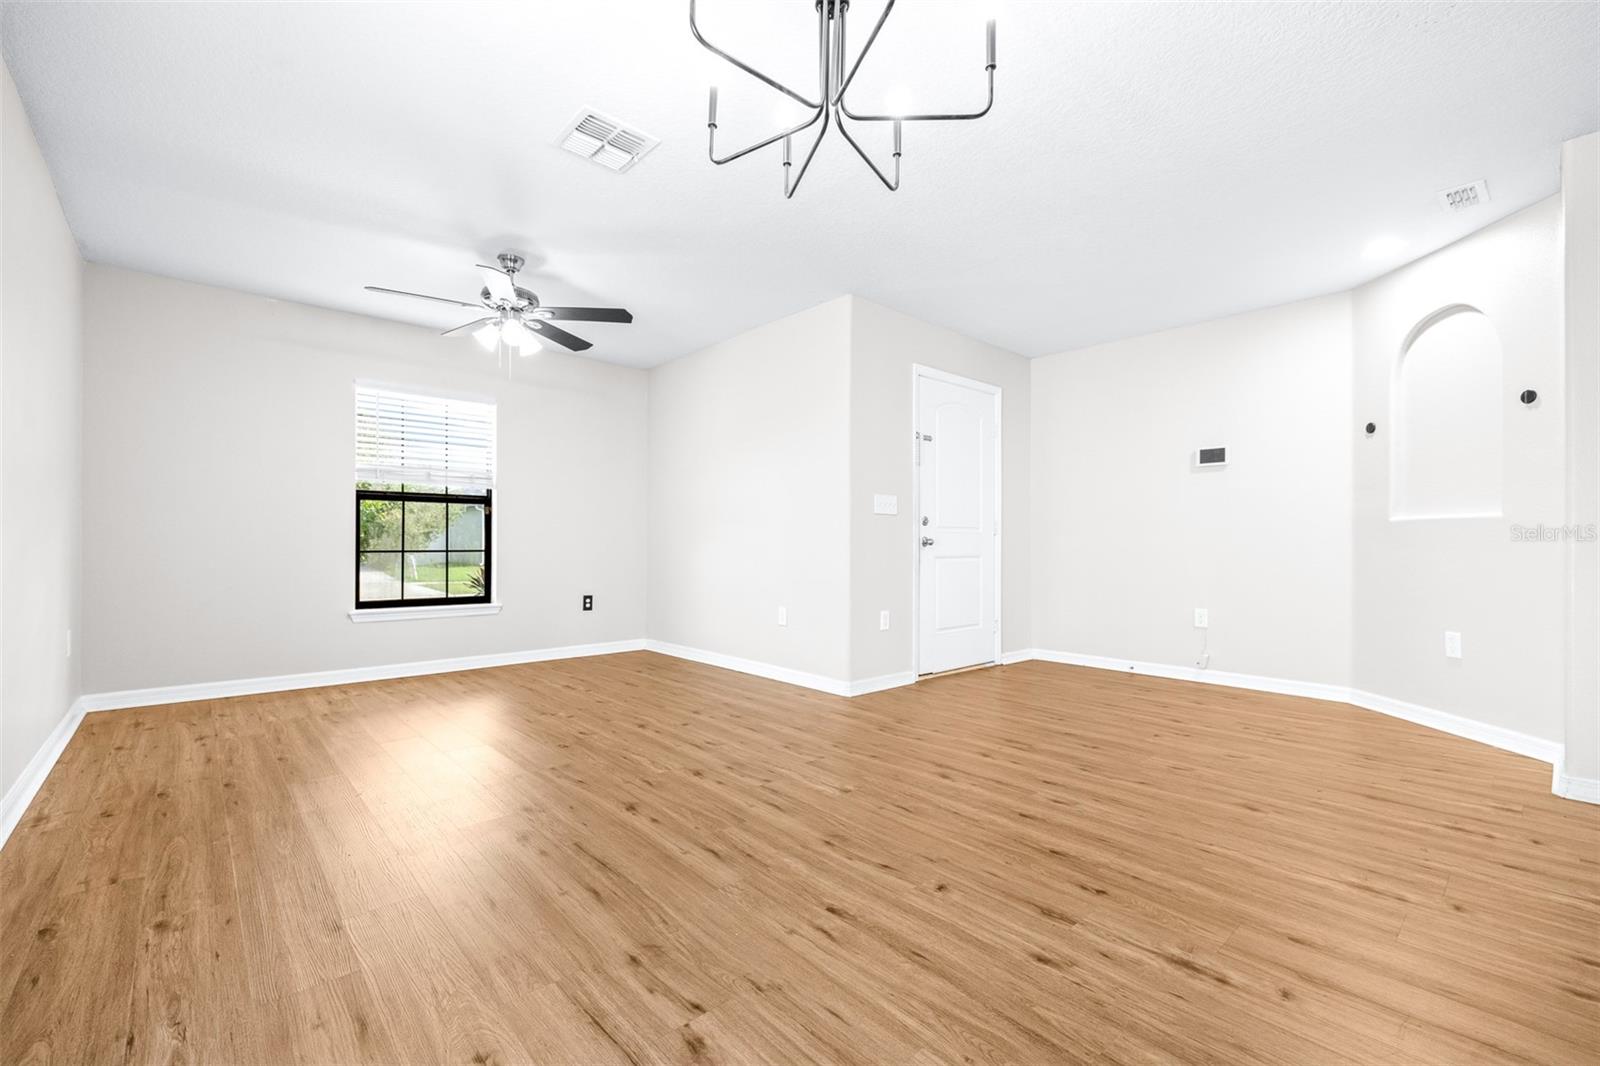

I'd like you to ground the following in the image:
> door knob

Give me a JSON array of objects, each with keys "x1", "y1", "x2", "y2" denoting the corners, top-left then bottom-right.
[{"x1": 921, "y1": 536, "x2": 935, "y2": 547}]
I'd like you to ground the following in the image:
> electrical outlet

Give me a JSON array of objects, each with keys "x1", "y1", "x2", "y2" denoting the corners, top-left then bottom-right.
[
  {"x1": 582, "y1": 594, "x2": 593, "y2": 611},
  {"x1": 1193, "y1": 608, "x2": 1209, "y2": 629},
  {"x1": 879, "y1": 610, "x2": 890, "y2": 631},
  {"x1": 777, "y1": 606, "x2": 787, "y2": 627},
  {"x1": 1444, "y1": 630, "x2": 1462, "y2": 659}
]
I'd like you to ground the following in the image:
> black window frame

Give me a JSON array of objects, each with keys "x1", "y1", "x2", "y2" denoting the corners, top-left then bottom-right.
[{"x1": 354, "y1": 486, "x2": 493, "y2": 609}]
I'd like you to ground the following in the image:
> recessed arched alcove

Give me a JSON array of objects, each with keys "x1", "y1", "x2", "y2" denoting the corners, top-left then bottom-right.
[{"x1": 1390, "y1": 304, "x2": 1504, "y2": 520}]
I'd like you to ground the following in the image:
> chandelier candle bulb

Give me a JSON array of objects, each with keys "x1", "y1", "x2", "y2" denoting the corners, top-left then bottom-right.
[
  {"x1": 986, "y1": 20, "x2": 996, "y2": 70},
  {"x1": 707, "y1": 85, "x2": 718, "y2": 128},
  {"x1": 893, "y1": 119, "x2": 902, "y2": 158}
]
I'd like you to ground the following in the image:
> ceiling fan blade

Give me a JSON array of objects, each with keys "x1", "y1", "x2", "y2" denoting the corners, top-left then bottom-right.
[
  {"x1": 526, "y1": 320, "x2": 593, "y2": 352},
  {"x1": 476, "y1": 264, "x2": 518, "y2": 303},
  {"x1": 535, "y1": 307, "x2": 634, "y2": 324},
  {"x1": 365, "y1": 285, "x2": 482, "y2": 309},
  {"x1": 441, "y1": 316, "x2": 497, "y2": 337}
]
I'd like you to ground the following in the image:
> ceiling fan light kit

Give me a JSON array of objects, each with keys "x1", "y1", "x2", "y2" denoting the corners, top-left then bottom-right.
[
  {"x1": 365, "y1": 251, "x2": 633, "y2": 364},
  {"x1": 691, "y1": 0, "x2": 997, "y2": 198}
]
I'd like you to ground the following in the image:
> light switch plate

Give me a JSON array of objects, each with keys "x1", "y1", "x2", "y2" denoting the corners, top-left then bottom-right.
[
  {"x1": 1193, "y1": 608, "x2": 1209, "y2": 629},
  {"x1": 873, "y1": 494, "x2": 898, "y2": 515},
  {"x1": 879, "y1": 610, "x2": 890, "y2": 631},
  {"x1": 777, "y1": 606, "x2": 787, "y2": 627},
  {"x1": 1444, "y1": 630, "x2": 1461, "y2": 658}
]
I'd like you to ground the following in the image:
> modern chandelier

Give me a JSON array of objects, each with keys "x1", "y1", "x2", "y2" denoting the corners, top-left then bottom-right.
[{"x1": 690, "y1": 0, "x2": 997, "y2": 198}]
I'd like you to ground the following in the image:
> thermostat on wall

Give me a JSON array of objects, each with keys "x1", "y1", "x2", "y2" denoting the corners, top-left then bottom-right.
[{"x1": 1193, "y1": 447, "x2": 1227, "y2": 468}]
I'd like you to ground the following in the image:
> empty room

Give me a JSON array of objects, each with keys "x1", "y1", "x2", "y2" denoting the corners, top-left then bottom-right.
[{"x1": 2, "y1": 1, "x2": 1597, "y2": 1062}]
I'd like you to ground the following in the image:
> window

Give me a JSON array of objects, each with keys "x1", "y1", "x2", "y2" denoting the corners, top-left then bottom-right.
[{"x1": 354, "y1": 384, "x2": 495, "y2": 609}]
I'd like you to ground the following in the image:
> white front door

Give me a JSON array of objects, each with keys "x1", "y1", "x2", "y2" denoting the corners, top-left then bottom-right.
[{"x1": 916, "y1": 370, "x2": 998, "y2": 675}]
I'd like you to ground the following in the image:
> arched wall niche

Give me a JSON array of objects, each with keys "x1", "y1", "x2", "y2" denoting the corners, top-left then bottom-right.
[{"x1": 1390, "y1": 303, "x2": 1504, "y2": 520}]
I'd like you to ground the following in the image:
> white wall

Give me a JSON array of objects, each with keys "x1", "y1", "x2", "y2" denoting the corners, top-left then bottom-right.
[
  {"x1": 1025, "y1": 200, "x2": 1571, "y2": 757},
  {"x1": 1031, "y1": 295, "x2": 1354, "y2": 687},
  {"x1": 1562, "y1": 133, "x2": 1598, "y2": 786},
  {"x1": 647, "y1": 297, "x2": 853, "y2": 683},
  {"x1": 1353, "y1": 198, "x2": 1566, "y2": 744},
  {"x1": 1, "y1": 63, "x2": 82, "y2": 804},
  {"x1": 81, "y1": 265, "x2": 647, "y2": 692},
  {"x1": 849, "y1": 297, "x2": 1030, "y2": 682}
]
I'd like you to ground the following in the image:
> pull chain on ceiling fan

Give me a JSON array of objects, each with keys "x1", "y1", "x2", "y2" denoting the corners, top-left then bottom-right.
[
  {"x1": 365, "y1": 252, "x2": 633, "y2": 357},
  {"x1": 691, "y1": 0, "x2": 997, "y2": 198}
]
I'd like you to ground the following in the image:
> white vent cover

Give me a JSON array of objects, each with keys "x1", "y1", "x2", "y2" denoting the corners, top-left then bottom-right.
[
  {"x1": 557, "y1": 111, "x2": 659, "y2": 173},
  {"x1": 1438, "y1": 179, "x2": 1490, "y2": 212}
]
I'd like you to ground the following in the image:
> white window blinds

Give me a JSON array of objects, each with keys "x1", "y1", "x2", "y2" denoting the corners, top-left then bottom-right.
[{"x1": 354, "y1": 384, "x2": 496, "y2": 490}]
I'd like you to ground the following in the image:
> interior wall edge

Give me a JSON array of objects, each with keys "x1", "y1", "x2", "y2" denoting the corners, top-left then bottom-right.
[
  {"x1": 1552, "y1": 755, "x2": 1600, "y2": 805},
  {"x1": 0, "y1": 56, "x2": 85, "y2": 807},
  {"x1": 644, "y1": 294, "x2": 855, "y2": 683},
  {"x1": 845, "y1": 294, "x2": 1032, "y2": 682},
  {"x1": 0, "y1": 695, "x2": 86, "y2": 851}
]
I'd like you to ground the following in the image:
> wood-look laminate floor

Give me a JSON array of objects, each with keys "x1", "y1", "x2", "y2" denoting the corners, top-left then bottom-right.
[{"x1": 3, "y1": 653, "x2": 1597, "y2": 1065}]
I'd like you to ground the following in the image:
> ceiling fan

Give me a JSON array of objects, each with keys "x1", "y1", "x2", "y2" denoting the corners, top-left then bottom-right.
[{"x1": 365, "y1": 251, "x2": 632, "y2": 354}]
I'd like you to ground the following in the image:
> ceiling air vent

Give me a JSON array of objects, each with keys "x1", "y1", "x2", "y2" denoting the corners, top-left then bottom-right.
[
  {"x1": 557, "y1": 111, "x2": 659, "y2": 173},
  {"x1": 1437, "y1": 179, "x2": 1490, "y2": 213}
]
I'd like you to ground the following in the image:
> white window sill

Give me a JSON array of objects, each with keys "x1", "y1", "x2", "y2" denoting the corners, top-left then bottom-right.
[{"x1": 349, "y1": 603, "x2": 502, "y2": 623}]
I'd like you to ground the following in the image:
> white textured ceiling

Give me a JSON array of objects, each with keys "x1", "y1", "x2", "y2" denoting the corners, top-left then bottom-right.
[{"x1": 2, "y1": 1, "x2": 1596, "y2": 368}]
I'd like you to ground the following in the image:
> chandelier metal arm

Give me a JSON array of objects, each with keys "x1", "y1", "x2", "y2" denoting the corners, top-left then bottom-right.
[
  {"x1": 783, "y1": 104, "x2": 832, "y2": 199},
  {"x1": 839, "y1": 68, "x2": 994, "y2": 122},
  {"x1": 692, "y1": 0, "x2": 996, "y2": 196},
  {"x1": 832, "y1": 0, "x2": 897, "y2": 105},
  {"x1": 835, "y1": 112, "x2": 900, "y2": 191},
  {"x1": 830, "y1": 19, "x2": 900, "y2": 191},
  {"x1": 708, "y1": 97, "x2": 824, "y2": 167},
  {"x1": 782, "y1": 2, "x2": 835, "y2": 199},
  {"x1": 837, "y1": 8, "x2": 996, "y2": 123},
  {"x1": 689, "y1": 0, "x2": 821, "y2": 109}
]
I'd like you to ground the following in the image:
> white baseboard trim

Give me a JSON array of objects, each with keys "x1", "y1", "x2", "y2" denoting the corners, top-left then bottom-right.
[
  {"x1": 1015, "y1": 648, "x2": 1571, "y2": 784},
  {"x1": 642, "y1": 640, "x2": 856, "y2": 697},
  {"x1": 642, "y1": 643, "x2": 920, "y2": 698},
  {"x1": 76, "y1": 637, "x2": 908, "y2": 725},
  {"x1": 1027, "y1": 649, "x2": 1352, "y2": 703},
  {"x1": 1552, "y1": 755, "x2": 1600, "y2": 805},
  {"x1": 999, "y1": 648, "x2": 1039, "y2": 665},
  {"x1": 847, "y1": 671, "x2": 917, "y2": 697},
  {"x1": 0, "y1": 696, "x2": 87, "y2": 851},
  {"x1": 1345, "y1": 688, "x2": 1561, "y2": 765},
  {"x1": 79, "y1": 639, "x2": 649, "y2": 713}
]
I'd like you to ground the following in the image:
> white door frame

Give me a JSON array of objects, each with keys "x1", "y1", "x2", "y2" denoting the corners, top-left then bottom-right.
[{"x1": 910, "y1": 364, "x2": 1002, "y2": 677}]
